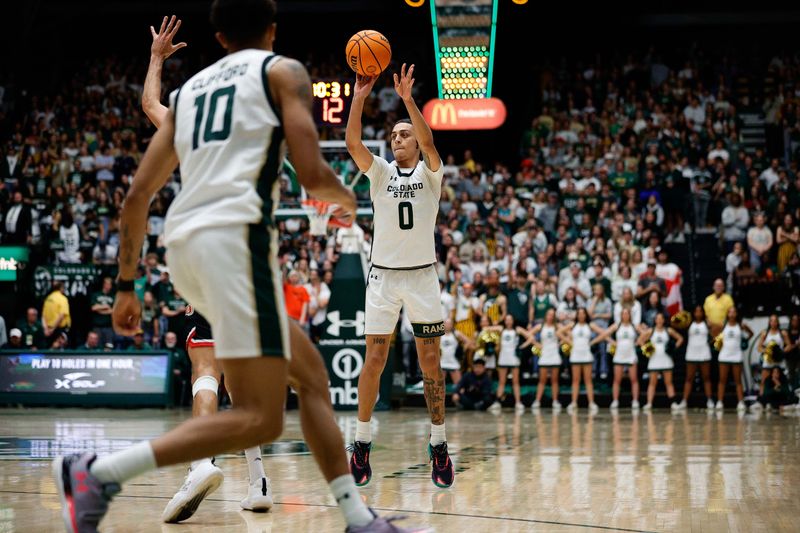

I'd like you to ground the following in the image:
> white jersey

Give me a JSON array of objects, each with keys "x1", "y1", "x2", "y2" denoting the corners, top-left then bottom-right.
[
  {"x1": 440, "y1": 332, "x2": 460, "y2": 370},
  {"x1": 614, "y1": 324, "x2": 638, "y2": 365},
  {"x1": 367, "y1": 156, "x2": 442, "y2": 268},
  {"x1": 165, "y1": 49, "x2": 284, "y2": 245},
  {"x1": 718, "y1": 323, "x2": 743, "y2": 364},
  {"x1": 648, "y1": 328, "x2": 673, "y2": 370},
  {"x1": 686, "y1": 321, "x2": 711, "y2": 362},
  {"x1": 498, "y1": 329, "x2": 520, "y2": 367},
  {"x1": 570, "y1": 323, "x2": 593, "y2": 364},
  {"x1": 538, "y1": 325, "x2": 561, "y2": 367}
]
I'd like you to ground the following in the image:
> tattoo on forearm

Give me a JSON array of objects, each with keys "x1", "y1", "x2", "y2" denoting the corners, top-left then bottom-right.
[
  {"x1": 120, "y1": 222, "x2": 134, "y2": 268},
  {"x1": 287, "y1": 61, "x2": 312, "y2": 106},
  {"x1": 423, "y1": 371, "x2": 446, "y2": 425}
]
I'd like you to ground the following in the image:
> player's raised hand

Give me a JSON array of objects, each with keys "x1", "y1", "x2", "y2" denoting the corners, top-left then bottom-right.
[
  {"x1": 394, "y1": 63, "x2": 415, "y2": 101},
  {"x1": 353, "y1": 74, "x2": 377, "y2": 100},
  {"x1": 112, "y1": 291, "x2": 142, "y2": 336},
  {"x1": 150, "y1": 15, "x2": 187, "y2": 60}
]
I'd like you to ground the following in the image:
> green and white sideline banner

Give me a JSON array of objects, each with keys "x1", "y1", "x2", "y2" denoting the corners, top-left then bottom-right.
[
  {"x1": 319, "y1": 253, "x2": 393, "y2": 411},
  {"x1": 34, "y1": 264, "x2": 100, "y2": 298}
]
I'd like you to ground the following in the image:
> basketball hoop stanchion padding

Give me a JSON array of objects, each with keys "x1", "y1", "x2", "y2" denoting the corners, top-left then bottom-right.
[{"x1": 317, "y1": 237, "x2": 394, "y2": 411}]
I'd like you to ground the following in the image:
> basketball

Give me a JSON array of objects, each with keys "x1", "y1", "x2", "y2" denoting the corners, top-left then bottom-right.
[{"x1": 345, "y1": 30, "x2": 391, "y2": 76}]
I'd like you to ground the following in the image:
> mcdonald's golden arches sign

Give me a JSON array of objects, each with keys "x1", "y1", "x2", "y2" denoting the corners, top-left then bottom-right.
[{"x1": 422, "y1": 98, "x2": 507, "y2": 131}]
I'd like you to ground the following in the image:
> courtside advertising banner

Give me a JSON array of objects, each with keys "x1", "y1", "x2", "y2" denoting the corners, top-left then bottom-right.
[{"x1": 0, "y1": 351, "x2": 171, "y2": 406}]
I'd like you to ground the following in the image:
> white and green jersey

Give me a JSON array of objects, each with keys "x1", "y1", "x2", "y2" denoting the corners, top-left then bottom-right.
[
  {"x1": 165, "y1": 49, "x2": 285, "y2": 246},
  {"x1": 366, "y1": 155, "x2": 442, "y2": 269}
]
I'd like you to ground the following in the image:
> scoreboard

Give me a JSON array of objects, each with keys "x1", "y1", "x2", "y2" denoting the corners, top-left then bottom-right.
[{"x1": 312, "y1": 80, "x2": 352, "y2": 126}]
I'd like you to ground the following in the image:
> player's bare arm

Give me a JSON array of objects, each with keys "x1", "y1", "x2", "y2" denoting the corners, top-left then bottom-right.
[
  {"x1": 346, "y1": 74, "x2": 379, "y2": 172},
  {"x1": 395, "y1": 63, "x2": 441, "y2": 172},
  {"x1": 143, "y1": 15, "x2": 187, "y2": 128},
  {"x1": 113, "y1": 116, "x2": 179, "y2": 336},
  {"x1": 271, "y1": 58, "x2": 356, "y2": 219}
]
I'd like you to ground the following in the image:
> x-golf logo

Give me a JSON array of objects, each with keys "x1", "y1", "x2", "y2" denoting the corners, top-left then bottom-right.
[{"x1": 55, "y1": 372, "x2": 106, "y2": 390}]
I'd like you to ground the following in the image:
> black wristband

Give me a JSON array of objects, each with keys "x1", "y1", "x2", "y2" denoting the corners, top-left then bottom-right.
[{"x1": 117, "y1": 278, "x2": 135, "y2": 292}]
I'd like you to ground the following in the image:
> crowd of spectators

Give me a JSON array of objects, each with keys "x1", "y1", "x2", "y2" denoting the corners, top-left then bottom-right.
[{"x1": 2, "y1": 45, "x2": 800, "y2": 399}]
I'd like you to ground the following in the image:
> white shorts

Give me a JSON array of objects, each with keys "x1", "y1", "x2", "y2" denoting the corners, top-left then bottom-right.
[
  {"x1": 167, "y1": 224, "x2": 290, "y2": 360},
  {"x1": 366, "y1": 265, "x2": 444, "y2": 337}
]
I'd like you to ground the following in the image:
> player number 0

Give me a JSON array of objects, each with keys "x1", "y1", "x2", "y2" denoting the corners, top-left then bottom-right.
[{"x1": 398, "y1": 201, "x2": 414, "y2": 230}]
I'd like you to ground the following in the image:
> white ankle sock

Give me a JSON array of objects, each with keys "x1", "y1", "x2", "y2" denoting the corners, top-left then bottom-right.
[
  {"x1": 430, "y1": 423, "x2": 446, "y2": 446},
  {"x1": 330, "y1": 474, "x2": 373, "y2": 527},
  {"x1": 90, "y1": 441, "x2": 157, "y2": 484},
  {"x1": 355, "y1": 419, "x2": 372, "y2": 444},
  {"x1": 244, "y1": 446, "x2": 266, "y2": 483}
]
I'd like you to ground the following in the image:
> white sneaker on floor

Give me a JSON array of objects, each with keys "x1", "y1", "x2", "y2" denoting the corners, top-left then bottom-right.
[
  {"x1": 488, "y1": 401, "x2": 502, "y2": 413},
  {"x1": 670, "y1": 402, "x2": 681, "y2": 411},
  {"x1": 531, "y1": 400, "x2": 541, "y2": 411},
  {"x1": 749, "y1": 402, "x2": 763, "y2": 413},
  {"x1": 673, "y1": 232, "x2": 685, "y2": 243},
  {"x1": 241, "y1": 477, "x2": 273, "y2": 512},
  {"x1": 643, "y1": 403, "x2": 652, "y2": 411},
  {"x1": 514, "y1": 402, "x2": 525, "y2": 414},
  {"x1": 675, "y1": 400, "x2": 687, "y2": 410},
  {"x1": 609, "y1": 400, "x2": 619, "y2": 409},
  {"x1": 736, "y1": 401, "x2": 746, "y2": 412},
  {"x1": 715, "y1": 400, "x2": 724, "y2": 410},
  {"x1": 589, "y1": 403, "x2": 599, "y2": 414},
  {"x1": 552, "y1": 400, "x2": 562, "y2": 410},
  {"x1": 162, "y1": 460, "x2": 224, "y2": 523},
  {"x1": 631, "y1": 400, "x2": 640, "y2": 410},
  {"x1": 566, "y1": 403, "x2": 576, "y2": 414},
  {"x1": 706, "y1": 398, "x2": 715, "y2": 410}
]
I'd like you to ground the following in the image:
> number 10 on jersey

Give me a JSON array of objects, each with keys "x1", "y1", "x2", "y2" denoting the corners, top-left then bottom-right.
[{"x1": 192, "y1": 85, "x2": 236, "y2": 149}]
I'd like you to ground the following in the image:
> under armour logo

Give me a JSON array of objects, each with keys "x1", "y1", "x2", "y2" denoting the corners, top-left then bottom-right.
[{"x1": 326, "y1": 310, "x2": 365, "y2": 337}]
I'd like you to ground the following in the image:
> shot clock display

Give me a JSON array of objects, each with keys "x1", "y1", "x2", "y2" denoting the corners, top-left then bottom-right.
[{"x1": 312, "y1": 80, "x2": 352, "y2": 126}]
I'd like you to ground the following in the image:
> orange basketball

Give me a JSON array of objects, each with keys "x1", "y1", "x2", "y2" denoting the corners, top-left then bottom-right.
[{"x1": 345, "y1": 30, "x2": 391, "y2": 77}]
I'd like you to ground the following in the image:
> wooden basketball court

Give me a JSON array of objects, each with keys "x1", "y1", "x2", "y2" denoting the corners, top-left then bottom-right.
[{"x1": 0, "y1": 407, "x2": 797, "y2": 532}]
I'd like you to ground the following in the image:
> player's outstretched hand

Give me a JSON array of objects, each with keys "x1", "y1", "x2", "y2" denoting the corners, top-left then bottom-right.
[
  {"x1": 150, "y1": 15, "x2": 187, "y2": 59},
  {"x1": 112, "y1": 291, "x2": 142, "y2": 336},
  {"x1": 394, "y1": 63, "x2": 415, "y2": 101},
  {"x1": 354, "y1": 74, "x2": 377, "y2": 100},
  {"x1": 332, "y1": 190, "x2": 357, "y2": 227}
]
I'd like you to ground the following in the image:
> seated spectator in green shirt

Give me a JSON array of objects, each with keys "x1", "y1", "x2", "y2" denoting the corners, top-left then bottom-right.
[{"x1": 127, "y1": 330, "x2": 153, "y2": 352}]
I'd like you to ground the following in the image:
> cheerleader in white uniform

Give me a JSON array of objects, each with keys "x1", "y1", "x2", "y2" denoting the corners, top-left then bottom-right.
[
  {"x1": 560, "y1": 308, "x2": 606, "y2": 414},
  {"x1": 440, "y1": 319, "x2": 469, "y2": 386},
  {"x1": 488, "y1": 315, "x2": 530, "y2": 413},
  {"x1": 754, "y1": 314, "x2": 792, "y2": 408},
  {"x1": 679, "y1": 306, "x2": 714, "y2": 410},
  {"x1": 593, "y1": 308, "x2": 644, "y2": 409},
  {"x1": 716, "y1": 307, "x2": 753, "y2": 411},
  {"x1": 641, "y1": 312, "x2": 683, "y2": 410},
  {"x1": 529, "y1": 308, "x2": 562, "y2": 410}
]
